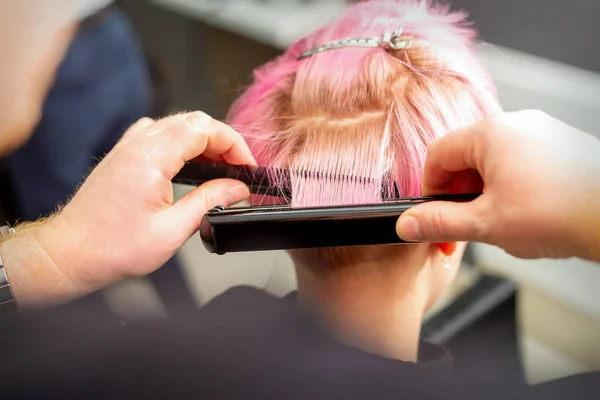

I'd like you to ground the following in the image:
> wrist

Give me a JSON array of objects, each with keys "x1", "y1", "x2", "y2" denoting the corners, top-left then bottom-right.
[
  {"x1": 0, "y1": 219, "x2": 83, "y2": 309},
  {"x1": 33, "y1": 214, "x2": 106, "y2": 300}
]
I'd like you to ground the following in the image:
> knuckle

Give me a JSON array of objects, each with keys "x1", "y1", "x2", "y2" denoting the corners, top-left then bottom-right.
[
  {"x1": 487, "y1": 112, "x2": 511, "y2": 129},
  {"x1": 471, "y1": 205, "x2": 494, "y2": 244},
  {"x1": 164, "y1": 119, "x2": 192, "y2": 139},
  {"x1": 472, "y1": 213, "x2": 491, "y2": 243},
  {"x1": 430, "y1": 206, "x2": 448, "y2": 239},
  {"x1": 136, "y1": 116, "x2": 154, "y2": 125},
  {"x1": 479, "y1": 115, "x2": 502, "y2": 139},
  {"x1": 122, "y1": 118, "x2": 154, "y2": 139},
  {"x1": 171, "y1": 118, "x2": 191, "y2": 131},
  {"x1": 132, "y1": 116, "x2": 154, "y2": 129},
  {"x1": 164, "y1": 112, "x2": 217, "y2": 142},
  {"x1": 491, "y1": 110, "x2": 551, "y2": 141},
  {"x1": 477, "y1": 118, "x2": 493, "y2": 140},
  {"x1": 184, "y1": 111, "x2": 213, "y2": 127},
  {"x1": 486, "y1": 111, "x2": 531, "y2": 136},
  {"x1": 515, "y1": 109, "x2": 549, "y2": 125},
  {"x1": 198, "y1": 189, "x2": 217, "y2": 212}
]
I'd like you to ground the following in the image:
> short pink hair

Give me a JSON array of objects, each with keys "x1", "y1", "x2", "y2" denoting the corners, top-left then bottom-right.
[{"x1": 228, "y1": 0, "x2": 501, "y2": 262}]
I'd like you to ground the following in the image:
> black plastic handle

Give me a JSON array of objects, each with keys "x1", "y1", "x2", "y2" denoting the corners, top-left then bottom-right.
[
  {"x1": 173, "y1": 161, "x2": 288, "y2": 197},
  {"x1": 199, "y1": 193, "x2": 480, "y2": 254}
]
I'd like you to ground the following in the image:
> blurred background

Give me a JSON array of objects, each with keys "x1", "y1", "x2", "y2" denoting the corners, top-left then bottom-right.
[{"x1": 2, "y1": 0, "x2": 599, "y2": 388}]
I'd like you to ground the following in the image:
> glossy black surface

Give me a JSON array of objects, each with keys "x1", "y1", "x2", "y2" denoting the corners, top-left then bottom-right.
[{"x1": 199, "y1": 193, "x2": 480, "y2": 254}]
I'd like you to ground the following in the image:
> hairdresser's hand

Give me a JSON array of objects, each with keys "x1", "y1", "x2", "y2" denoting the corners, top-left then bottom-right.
[
  {"x1": 396, "y1": 110, "x2": 600, "y2": 262},
  {"x1": 1, "y1": 112, "x2": 255, "y2": 308}
]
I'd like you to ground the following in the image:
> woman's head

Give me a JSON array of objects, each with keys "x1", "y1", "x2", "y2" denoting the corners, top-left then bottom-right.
[{"x1": 228, "y1": 0, "x2": 501, "y2": 309}]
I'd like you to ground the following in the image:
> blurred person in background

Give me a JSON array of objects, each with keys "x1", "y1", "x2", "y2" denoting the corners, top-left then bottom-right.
[{"x1": 0, "y1": 0, "x2": 196, "y2": 316}]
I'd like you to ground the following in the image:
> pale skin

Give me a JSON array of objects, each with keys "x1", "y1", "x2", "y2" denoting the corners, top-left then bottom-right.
[
  {"x1": 291, "y1": 242, "x2": 465, "y2": 362},
  {"x1": 397, "y1": 110, "x2": 600, "y2": 263},
  {"x1": 0, "y1": 112, "x2": 256, "y2": 309},
  {"x1": 0, "y1": 0, "x2": 79, "y2": 157}
]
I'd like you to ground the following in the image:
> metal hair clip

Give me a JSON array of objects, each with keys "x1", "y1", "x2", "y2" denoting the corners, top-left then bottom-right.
[{"x1": 298, "y1": 28, "x2": 411, "y2": 60}]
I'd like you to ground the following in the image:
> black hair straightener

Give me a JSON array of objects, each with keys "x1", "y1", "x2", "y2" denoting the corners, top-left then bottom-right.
[{"x1": 173, "y1": 162, "x2": 480, "y2": 255}]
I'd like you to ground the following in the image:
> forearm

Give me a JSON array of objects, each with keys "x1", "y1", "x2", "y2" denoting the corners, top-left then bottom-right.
[{"x1": 0, "y1": 218, "x2": 83, "y2": 309}]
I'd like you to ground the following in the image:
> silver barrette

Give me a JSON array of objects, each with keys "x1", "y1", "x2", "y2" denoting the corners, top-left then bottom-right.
[{"x1": 298, "y1": 28, "x2": 411, "y2": 60}]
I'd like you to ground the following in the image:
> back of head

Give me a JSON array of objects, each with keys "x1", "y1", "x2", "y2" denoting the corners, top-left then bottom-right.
[{"x1": 228, "y1": 0, "x2": 501, "y2": 266}]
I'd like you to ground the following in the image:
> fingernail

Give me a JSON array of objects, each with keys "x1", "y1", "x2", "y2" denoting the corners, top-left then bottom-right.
[
  {"x1": 397, "y1": 216, "x2": 422, "y2": 241},
  {"x1": 228, "y1": 184, "x2": 250, "y2": 205}
]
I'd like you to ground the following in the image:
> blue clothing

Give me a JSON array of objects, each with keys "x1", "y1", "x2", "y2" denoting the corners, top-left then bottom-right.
[{"x1": 6, "y1": 9, "x2": 149, "y2": 220}]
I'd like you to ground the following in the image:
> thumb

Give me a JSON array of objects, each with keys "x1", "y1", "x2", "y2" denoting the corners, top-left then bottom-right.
[
  {"x1": 396, "y1": 200, "x2": 487, "y2": 243},
  {"x1": 170, "y1": 179, "x2": 250, "y2": 235}
]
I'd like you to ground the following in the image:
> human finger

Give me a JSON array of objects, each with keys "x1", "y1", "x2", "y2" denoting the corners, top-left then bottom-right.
[
  {"x1": 148, "y1": 112, "x2": 256, "y2": 177},
  {"x1": 396, "y1": 198, "x2": 489, "y2": 243},
  {"x1": 165, "y1": 178, "x2": 250, "y2": 239},
  {"x1": 119, "y1": 117, "x2": 156, "y2": 142},
  {"x1": 421, "y1": 121, "x2": 487, "y2": 195}
]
